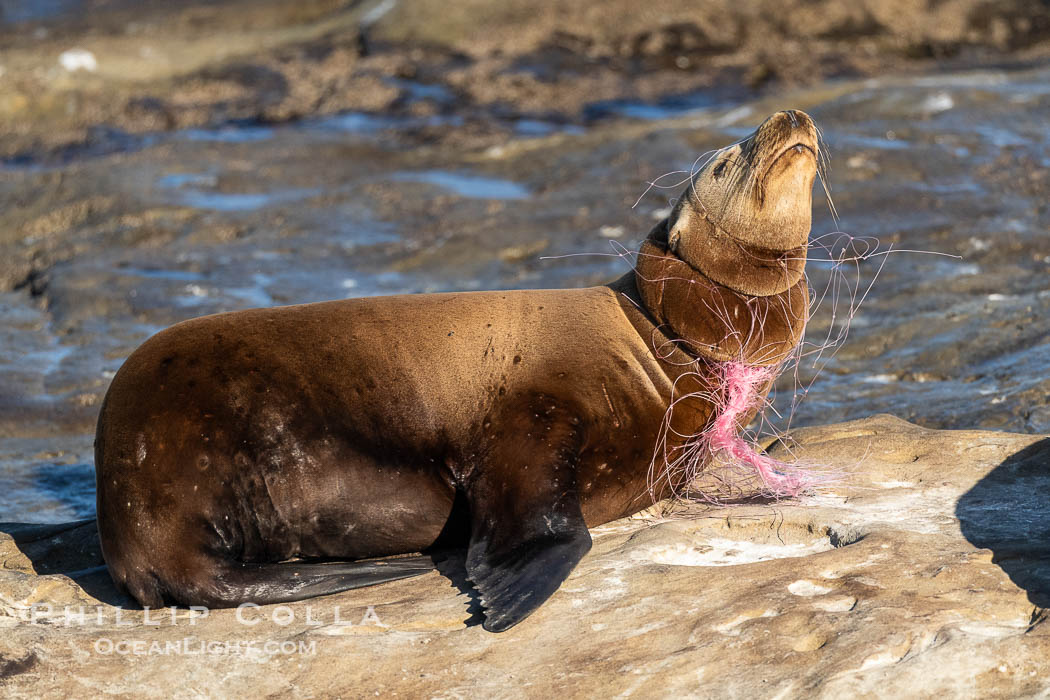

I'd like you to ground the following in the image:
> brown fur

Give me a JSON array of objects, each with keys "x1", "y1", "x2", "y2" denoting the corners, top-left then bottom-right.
[{"x1": 634, "y1": 238, "x2": 808, "y2": 365}]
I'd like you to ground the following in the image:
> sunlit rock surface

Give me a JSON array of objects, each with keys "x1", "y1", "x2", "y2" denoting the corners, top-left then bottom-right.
[
  {"x1": 2, "y1": 415, "x2": 1048, "y2": 697},
  {"x1": 2, "y1": 3, "x2": 1050, "y2": 694}
]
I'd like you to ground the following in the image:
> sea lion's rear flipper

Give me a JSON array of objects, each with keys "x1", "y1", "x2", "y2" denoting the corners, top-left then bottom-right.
[
  {"x1": 463, "y1": 412, "x2": 592, "y2": 632},
  {"x1": 171, "y1": 556, "x2": 435, "y2": 608},
  {"x1": 230, "y1": 556, "x2": 436, "y2": 602}
]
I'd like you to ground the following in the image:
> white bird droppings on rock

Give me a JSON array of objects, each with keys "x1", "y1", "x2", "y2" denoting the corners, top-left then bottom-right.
[{"x1": 58, "y1": 48, "x2": 98, "y2": 72}]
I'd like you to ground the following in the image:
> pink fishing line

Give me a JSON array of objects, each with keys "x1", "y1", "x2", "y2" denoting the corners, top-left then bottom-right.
[
  {"x1": 647, "y1": 355, "x2": 827, "y2": 505},
  {"x1": 704, "y1": 360, "x2": 815, "y2": 498}
]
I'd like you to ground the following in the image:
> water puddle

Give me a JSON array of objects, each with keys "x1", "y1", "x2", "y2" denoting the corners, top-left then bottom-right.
[
  {"x1": 178, "y1": 125, "x2": 276, "y2": 144},
  {"x1": 585, "y1": 91, "x2": 727, "y2": 121},
  {"x1": 175, "y1": 189, "x2": 318, "y2": 212},
  {"x1": 173, "y1": 273, "x2": 275, "y2": 309},
  {"x1": 156, "y1": 173, "x2": 319, "y2": 211},
  {"x1": 512, "y1": 119, "x2": 585, "y2": 137},
  {"x1": 387, "y1": 170, "x2": 531, "y2": 199},
  {"x1": 0, "y1": 437, "x2": 95, "y2": 522},
  {"x1": 156, "y1": 173, "x2": 217, "y2": 188},
  {"x1": 170, "y1": 110, "x2": 578, "y2": 149},
  {"x1": 387, "y1": 78, "x2": 454, "y2": 104},
  {"x1": 117, "y1": 266, "x2": 205, "y2": 282},
  {"x1": 972, "y1": 125, "x2": 1027, "y2": 148},
  {"x1": 314, "y1": 111, "x2": 463, "y2": 134}
]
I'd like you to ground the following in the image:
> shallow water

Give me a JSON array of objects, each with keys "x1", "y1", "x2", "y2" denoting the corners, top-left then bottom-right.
[
  {"x1": 2, "y1": 65, "x2": 1049, "y2": 522},
  {"x1": 388, "y1": 171, "x2": 531, "y2": 200},
  {"x1": 584, "y1": 91, "x2": 726, "y2": 121}
]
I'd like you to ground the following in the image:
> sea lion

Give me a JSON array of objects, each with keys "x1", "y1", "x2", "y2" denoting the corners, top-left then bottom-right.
[{"x1": 95, "y1": 110, "x2": 819, "y2": 632}]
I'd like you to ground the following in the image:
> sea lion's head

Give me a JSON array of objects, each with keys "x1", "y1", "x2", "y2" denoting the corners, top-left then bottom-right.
[{"x1": 661, "y1": 110, "x2": 820, "y2": 295}]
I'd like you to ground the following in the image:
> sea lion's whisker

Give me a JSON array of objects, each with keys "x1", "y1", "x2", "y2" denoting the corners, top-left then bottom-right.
[{"x1": 817, "y1": 171, "x2": 839, "y2": 224}]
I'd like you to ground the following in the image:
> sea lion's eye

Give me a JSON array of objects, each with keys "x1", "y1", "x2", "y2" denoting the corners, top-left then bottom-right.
[{"x1": 713, "y1": 160, "x2": 727, "y2": 179}]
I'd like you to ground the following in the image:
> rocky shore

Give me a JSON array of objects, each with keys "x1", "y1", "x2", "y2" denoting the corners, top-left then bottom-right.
[
  {"x1": 2, "y1": 2, "x2": 1050, "y2": 695},
  {"x1": 2, "y1": 416, "x2": 1049, "y2": 696},
  {"x1": 5, "y1": 0, "x2": 1050, "y2": 159}
]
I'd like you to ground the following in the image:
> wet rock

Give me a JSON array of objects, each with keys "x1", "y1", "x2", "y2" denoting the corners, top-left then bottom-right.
[{"x1": 1, "y1": 416, "x2": 1048, "y2": 696}]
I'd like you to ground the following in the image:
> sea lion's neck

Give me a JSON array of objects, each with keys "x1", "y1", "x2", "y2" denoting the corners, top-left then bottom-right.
[
  {"x1": 615, "y1": 232, "x2": 808, "y2": 369},
  {"x1": 655, "y1": 214, "x2": 808, "y2": 297}
]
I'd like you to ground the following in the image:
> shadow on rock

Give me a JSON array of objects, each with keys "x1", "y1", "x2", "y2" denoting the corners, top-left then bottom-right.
[
  {"x1": 956, "y1": 438, "x2": 1050, "y2": 608},
  {"x1": 429, "y1": 550, "x2": 485, "y2": 628},
  {"x1": 0, "y1": 519, "x2": 130, "y2": 606}
]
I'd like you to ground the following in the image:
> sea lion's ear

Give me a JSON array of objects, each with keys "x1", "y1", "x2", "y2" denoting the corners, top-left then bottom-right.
[
  {"x1": 667, "y1": 227, "x2": 681, "y2": 254},
  {"x1": 667, "y1": 200, "x2": 696, "y2": 254}
]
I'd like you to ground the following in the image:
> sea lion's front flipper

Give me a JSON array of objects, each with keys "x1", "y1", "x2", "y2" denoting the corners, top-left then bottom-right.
[
  {"x1": 463, "y1": 407, "x2": 592, "y2": 632},
  {"x1": 466, "y1": 494, "x2": 591, "y2": 633}
]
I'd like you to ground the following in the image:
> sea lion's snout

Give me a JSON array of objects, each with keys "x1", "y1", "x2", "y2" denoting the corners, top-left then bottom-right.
[
  {"x1": 746, "y1": 110, "x2": 819, "y2": 250},
  {"x1": 772, "y1": 108, "x2": 814, "y2": 130},
  {"x1": 758, "y1": 109, "x2": 817, "y2": 145},
  {"x1": 753, "y1": 110, "x2": 819, "y2": 182}
]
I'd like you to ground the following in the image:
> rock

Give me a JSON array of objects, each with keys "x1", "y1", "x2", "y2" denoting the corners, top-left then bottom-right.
[{"x1": 1, "y1": 414, "x2": 1048, "y2": 696}]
